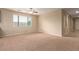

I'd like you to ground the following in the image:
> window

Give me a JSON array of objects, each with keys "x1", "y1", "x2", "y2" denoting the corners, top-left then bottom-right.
[
  {"x1": 13, "y1": 15, "x2": 19, "y2": 26},
  {"x1": 27, "y1": 16, "x2": 32, "y2": 27},
  {"x1": 13, "y1": 15, "x2": 32, "y2": 27},
  {"x1": 19, "y1": 16, "x2": 28, "y2": 26}
]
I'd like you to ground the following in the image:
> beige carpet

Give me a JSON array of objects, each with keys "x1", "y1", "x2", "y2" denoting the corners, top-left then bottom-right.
[{"x1": 0, "y1": 33, "x2": 79, "y2": 51}]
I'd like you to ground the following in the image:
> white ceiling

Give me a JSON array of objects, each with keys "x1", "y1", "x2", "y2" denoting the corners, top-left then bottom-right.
[
  {"x1": 7, "y1": 8, "x2": 59, "y2": 15},
  {"x1": 6, "y1": 8, "x2": 79, "y2": 17},
  {"x1": 64, "y1": 8, "x2": 79, "y2": 17}
]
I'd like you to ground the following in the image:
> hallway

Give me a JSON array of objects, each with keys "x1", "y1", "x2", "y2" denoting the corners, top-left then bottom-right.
[{"x1": 64, "y1": 31, "x2": 79, "y2": 37}]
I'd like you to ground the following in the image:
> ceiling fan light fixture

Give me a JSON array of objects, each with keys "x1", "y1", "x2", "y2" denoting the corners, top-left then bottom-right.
[{"x1": 29, "y1": 8, "x2": 38, "y2": 14}]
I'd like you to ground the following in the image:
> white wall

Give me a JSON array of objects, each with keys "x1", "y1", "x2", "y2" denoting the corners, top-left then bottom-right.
[
  {"x1": 38, "y1": 9, "x2": 62, "y2": 36},
  {"x1": 75, "y1": 19, "x2": 79, "y2": 31}
]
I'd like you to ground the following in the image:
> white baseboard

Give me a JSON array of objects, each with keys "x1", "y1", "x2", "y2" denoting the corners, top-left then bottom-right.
[{"x1": 43, "y1": 32, "x2": 62, "y2": 37}]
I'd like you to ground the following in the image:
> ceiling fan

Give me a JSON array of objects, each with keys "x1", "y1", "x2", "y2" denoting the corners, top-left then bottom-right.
[{"x1": 29, "y1": 8, "x2": 38, "y2": 14}]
